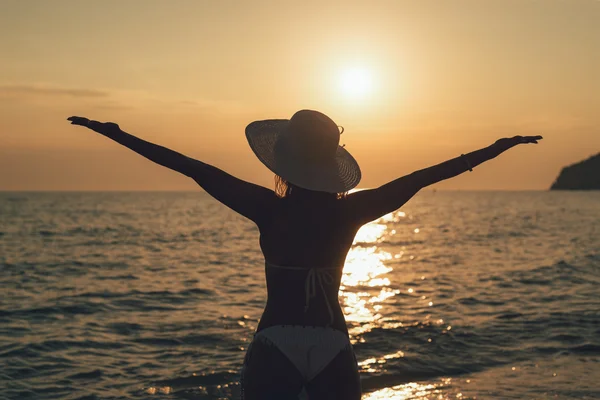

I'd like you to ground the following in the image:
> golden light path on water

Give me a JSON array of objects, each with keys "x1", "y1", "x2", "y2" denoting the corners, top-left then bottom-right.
[
  {"x1": 340, "y1": 210, "x2": 404, "y2": 338},
  {"x1": 340, "y1": 211, "x2": 457, "y2": 399},
  {"x1": 362, "y1": 378, "x2": 457, "y2": 400}
]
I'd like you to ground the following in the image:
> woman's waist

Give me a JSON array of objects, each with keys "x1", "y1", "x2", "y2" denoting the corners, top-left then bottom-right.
[
  {"x1": 256, "y1": 317, "x2": 349, "y2": 336},
  {"x1": 264, "y1": 290, "x2": 342, "y2": 316},
  {"x1": 259, "y1": 300, "x2": 347, "y2": 333}
]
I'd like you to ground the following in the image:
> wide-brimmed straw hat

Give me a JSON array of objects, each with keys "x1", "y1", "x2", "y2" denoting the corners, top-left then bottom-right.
[{"x1": 245, "y1": 110, "x2": 361, "y2": 193}]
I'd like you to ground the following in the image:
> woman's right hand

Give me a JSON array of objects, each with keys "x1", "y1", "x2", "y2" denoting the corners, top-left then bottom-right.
[
  {"x1": 67, "y1": 116, "x2": 120, "y2": 135},
  {"x1": 494, "y1": 135, "x2": 543, "y2": 151}
]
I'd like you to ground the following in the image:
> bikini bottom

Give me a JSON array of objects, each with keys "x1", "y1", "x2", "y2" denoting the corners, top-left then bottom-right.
[{"x1": 241, "y1": 325, "x2": 361, "y2": 400}]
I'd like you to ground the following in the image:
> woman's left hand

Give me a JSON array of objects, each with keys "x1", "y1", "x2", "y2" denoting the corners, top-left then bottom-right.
[{"x1": 67, "y1": 116, "x2": 121, "y2": 135}]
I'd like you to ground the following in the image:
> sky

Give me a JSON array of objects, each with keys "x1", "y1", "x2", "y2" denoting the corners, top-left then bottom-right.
[{"x1": 1, "y1": 0, "x2": 599, "y2": 191}]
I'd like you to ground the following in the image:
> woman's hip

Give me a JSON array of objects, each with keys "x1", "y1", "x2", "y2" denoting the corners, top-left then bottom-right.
[{"x1": 241, "y1": 325, "x2": 361, "y2": 399}]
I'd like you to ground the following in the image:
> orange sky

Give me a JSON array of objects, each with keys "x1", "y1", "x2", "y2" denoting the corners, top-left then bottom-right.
[{"x1": 1, "y1": 0, "x2": 599, "y2": 191}]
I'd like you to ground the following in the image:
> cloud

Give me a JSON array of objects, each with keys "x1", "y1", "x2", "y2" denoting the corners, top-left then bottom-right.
[
  {"x1": 94, "y1": 101, "x2": 136, "y2": 111},
  {"x1": 0, "y1": 83, "x2": 248, "y2": 116},
  {"x1": 0, "y1": 84, "x2": 109, "y2": 98}
]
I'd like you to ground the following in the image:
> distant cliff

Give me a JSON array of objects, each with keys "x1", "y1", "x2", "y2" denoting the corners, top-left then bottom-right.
[{"x1": 550, "y1": 153, "x2": 600, "y2": 190}]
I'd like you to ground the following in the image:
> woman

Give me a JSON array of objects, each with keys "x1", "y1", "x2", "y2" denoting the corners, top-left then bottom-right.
[{"x1": 67, "y1": 110, "x2": 541, "y2": 399}]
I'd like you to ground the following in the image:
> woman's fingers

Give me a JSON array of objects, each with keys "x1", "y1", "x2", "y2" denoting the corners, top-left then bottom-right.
[
  {"x1": 67, "y1": 116, "x2": 86, "y2": 123},
  {"x1": 67, "y1": 117, "x2": 120, "y2": 135},
  {"x1": 527, "y1": 135, "x2": 543, "y2": 143},
  {"x1": 517, "y1": 135, "x2": 543, "y2": 144},
  {"x1": 67, "y1": 116, "x2": 90, "y2": 126},
  {"x1": 526, "y1": 135, "x2": 543, "y2": 143}
]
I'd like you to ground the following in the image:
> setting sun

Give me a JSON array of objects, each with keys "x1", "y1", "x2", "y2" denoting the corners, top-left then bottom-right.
[{"x1": 338, "y1": 67, "x2": 374, "y2": 99}]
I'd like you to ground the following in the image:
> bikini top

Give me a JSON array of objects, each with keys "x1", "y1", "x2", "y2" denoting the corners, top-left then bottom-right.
[{"x1": 265, "y1": 262, "x2": 340, "y2": 327}]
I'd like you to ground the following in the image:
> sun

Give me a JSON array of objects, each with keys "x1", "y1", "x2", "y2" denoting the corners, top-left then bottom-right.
[{"x1": 338, "y1": 67, "x2": 374, "y2": 99}]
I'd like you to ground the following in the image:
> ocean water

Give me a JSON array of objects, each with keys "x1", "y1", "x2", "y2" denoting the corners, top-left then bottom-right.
[{"x1": 1, "y1": 191, "x2": 599, "y2": 400}]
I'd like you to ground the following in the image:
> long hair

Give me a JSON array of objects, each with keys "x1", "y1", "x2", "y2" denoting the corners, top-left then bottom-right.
[
  {"x1": 274, "y1": 175, "x2": 293, "y2": 198},
  {"x1": 274, "y1": 175, "x2": 347, "y2": 199}
]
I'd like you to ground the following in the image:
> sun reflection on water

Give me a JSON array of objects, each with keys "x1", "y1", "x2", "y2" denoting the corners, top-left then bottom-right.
[
  {"x1": 341, "y1": 213, "x2": 403, "y2": 339},
  {"x1": 362, "y1": 379, "x2": 454, "y2": 400},
  {"x1": 342, "y1": 212, "x2": 452, "y2": 399},
  {"x1": 342, "y1": 246, "x2": 392, "y2": 286},
  {"x1": 354, "y1": 223, "x2": 388, "y2": 244},
  {"x1": 352, "y1": 210, "x2": 406, "y2": 245},
  {"x1": 335, "y1": 209, "x2": 472, "y2": 399},
  {"x1": 358, "y1": 350, "x2": 406, "y2": 373}
]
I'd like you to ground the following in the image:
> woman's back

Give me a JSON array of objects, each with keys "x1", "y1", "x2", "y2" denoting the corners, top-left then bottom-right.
[
  {"x1": 257, "y1": 191, "x2": 359, "y2": 332},
  {"x1": 259, "y1": 191, "x2": 357, "y2": 268}
]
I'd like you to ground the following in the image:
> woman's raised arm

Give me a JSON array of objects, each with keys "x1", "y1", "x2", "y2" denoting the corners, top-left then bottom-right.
[
  {"x1": 345, "y1": 135, "x2": 543, "y2": 225},
  {"x1": 67, "y1": 116, "x2": 276, "y2": 225}
]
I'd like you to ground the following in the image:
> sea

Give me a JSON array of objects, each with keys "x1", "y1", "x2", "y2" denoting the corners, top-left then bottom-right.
[{"x1": 1, "y1": 191, "x2": 599, "y2": 400}]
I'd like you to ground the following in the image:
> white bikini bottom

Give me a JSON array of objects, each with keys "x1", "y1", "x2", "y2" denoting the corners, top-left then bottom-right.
[{"x1": 252, "y1": 325, "x2": 352, "y2": 382}]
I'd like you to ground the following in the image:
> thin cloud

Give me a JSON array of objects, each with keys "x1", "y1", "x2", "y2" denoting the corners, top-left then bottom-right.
[
  {"x1": 0, "y1": 83, "x2": 248, "y2": 116},
  {"x1": 94, "y1": 101, "x2": 136, "y2": 111},
  {"x1": 0, "y1": 84, "x2": 109, "y2": 98}
]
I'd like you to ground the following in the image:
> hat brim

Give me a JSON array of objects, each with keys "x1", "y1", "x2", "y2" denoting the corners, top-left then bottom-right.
[{"x1": 246, "y1": 119, "x2": 361, "y2": 193}]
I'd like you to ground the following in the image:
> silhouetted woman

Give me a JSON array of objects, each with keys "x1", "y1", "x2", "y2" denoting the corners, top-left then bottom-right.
[{"x1": 68, "y1": 111, "x2": 541, "y2": 399}]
